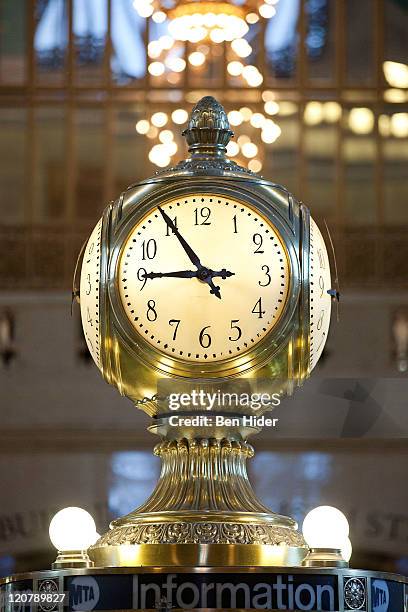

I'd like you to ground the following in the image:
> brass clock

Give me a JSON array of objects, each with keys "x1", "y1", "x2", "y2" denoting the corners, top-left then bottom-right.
[
  {"x1": 74, "y1": 96, "x2": 334, "y2": 568},
  {"x1": 77, "y1": 96, "x2": 331, "y2": 400}
]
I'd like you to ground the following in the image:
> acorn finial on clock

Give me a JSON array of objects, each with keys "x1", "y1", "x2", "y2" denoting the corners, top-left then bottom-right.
[{"x1": 182, "y1": 95, "x2": 234, "y2": 153}]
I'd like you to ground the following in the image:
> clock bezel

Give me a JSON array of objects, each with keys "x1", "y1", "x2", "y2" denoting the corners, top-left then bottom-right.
[{"x1": 107, "y1": 180, "x2": 301, "y2": 379}]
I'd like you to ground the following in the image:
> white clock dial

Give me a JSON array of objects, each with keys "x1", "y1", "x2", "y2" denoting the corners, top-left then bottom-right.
[
  {"x1": 118, "y1": 194, "x2": 290, "y2": 363},
  {"x1": 309, "y1": 218, "x2": 331, "y2": 371},
  {"x1": 80, "y1": 218, "x2": 102, "y2": 369}
]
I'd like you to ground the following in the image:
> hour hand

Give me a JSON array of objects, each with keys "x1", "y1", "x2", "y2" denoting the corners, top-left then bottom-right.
[
  {"x1": 208, "y1": 278, "x2": 221, "y2": 299},
  {"x1": 210, "y1": 269, "x2": 235, "y2": 280},
  {"x1": 143, "y1": 270, "x2": 197, "y2": 279}
]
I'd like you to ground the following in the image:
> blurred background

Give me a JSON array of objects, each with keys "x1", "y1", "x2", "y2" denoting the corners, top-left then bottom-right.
[{"x1": 0, "y1": 0, "x2": 408, "y2": 577}]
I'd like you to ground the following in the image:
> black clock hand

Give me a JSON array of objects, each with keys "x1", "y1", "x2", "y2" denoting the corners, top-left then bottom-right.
[
  {"x1": 157, "y1": 206, "x2": 203, "y2": 269},
  {"x1": 143, "y1": 268, "x2": 235, "y2": 280},
  {"x1": 143, "y1": 269, "x2": 226, "y2": 297},
  {"x1": 207, "y1": 278, "x2": 221, "y2": 299},
  {"x1": 144, "y1": 270, "x2": 197, "y2": 279},
  {"x1": 211, "y1": 269, "x2": 235, "y2": 279}
]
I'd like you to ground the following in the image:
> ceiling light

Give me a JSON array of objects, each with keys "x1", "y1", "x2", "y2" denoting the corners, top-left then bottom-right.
[
  {"x1": 264, "y1": 101, "x2": 280, "y2": 115},
  {"x1": 151, "y1": 112, "x2": 168, "y2": 127},
  {"x1": 237, "y1": 134, "x2": 251, "y2": 146},
  {"x1": 152, "y1": 11, "x2": 166, "y2": 23},
  {"x1": 383, "y1": 60, "x2": 408, "y2": 89},
  {"x1": 261, "y1": 120, "x2": 281, "y2": 143},
  {"x1": 242, "y1": 65, "x2": 263, "y2": 87},
  {"x1": 226, "y1": 141, "x2": 240, "y2": 156},
  {"x1": 248, "y1": 158, "x2": 262, "y2": 172},
  {"x1": 242, "y1": 142, "x2": 258, "y2": 158},
  {"x1": 159, "y1": 129, "x2": 174, "y2": 143},
  {"x1": 390, "y1": 112, "x2": 408, "y2": 138},
  {"x1": 172, "y1": 109, "x2": 189, "y2": 124},
  {"x1": 227, "y1": 110, "x2": 243, "y2": 126},
  {"x1": 135, "y1": 120, "x2": 150, "y2": 135},
  {"x1": 146, "y1": 126, "x2": 159, "y2": 139},
  {"x1": 259, "y1": 4, "x2": 276, "y2": 18},
  {"x1": 348, "y1": 107, "x2": 374, "y2": 134},
  {"x1": 137, "y1": 4, "x2": 154, "y2": 18},
  {"x1": 304, "y1": 101, "x2": 324, "y2": 125},
  {"x1": 158, "y1": 35, "x2": 174, "y2": 50},
  {"x1": 323, "y1": 101, "x2": 342, "y2": 123},
  {"x1": 227, "y1": 61, "x2": 244, "y2": 76},
  {"x1": 148, "y1": 62, "x2": 165, "y2": 77},
  {"x1": 166, "y1": 57, "x2": 186, "y2": 72},
  {"x1": 188, "y1": 51, "x2": 206, "y2": 66},
  {"x1": 250, "y1": 112, "x2": 266, "y2": 128},
  {"x1": 239, "y1": 107, "x2": 253, "y2": 121},
  {"x1": 149, "y1": 144, "x2": 171, "y2": 167},
  {"x1": 148, "y1": 41, "x2": 162, "y2": 59},
  {"x1": 384, "y1": 88, "x2": 408, "y2": 103},
  {"x1": 231, "y1": 38, "x2": 252, "y2": 58},
  {"x1": 246, "y1": 12, "x2": 259, "y2": 24}
]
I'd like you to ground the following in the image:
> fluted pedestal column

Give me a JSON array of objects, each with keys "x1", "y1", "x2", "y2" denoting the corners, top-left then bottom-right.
[{"x1": 90, "y1": 430, "x2": 307, "y2": 568}]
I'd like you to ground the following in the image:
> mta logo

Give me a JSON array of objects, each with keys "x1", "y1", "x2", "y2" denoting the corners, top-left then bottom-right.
[
  {"x1": 372, "y1": 580, "x2": 389, "y2": 612},
  {"x1": 70, "y1": 577, "x2": 100, "y2": 611}
]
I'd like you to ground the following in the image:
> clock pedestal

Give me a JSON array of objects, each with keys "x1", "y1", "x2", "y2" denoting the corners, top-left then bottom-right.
[{"x1": 89, "y1": 419, "x2": 307, "y2": 568}]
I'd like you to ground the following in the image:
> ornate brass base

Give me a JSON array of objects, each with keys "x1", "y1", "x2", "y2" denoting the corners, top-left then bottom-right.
[
  {"x1": 90, "y1": 542, "x2": 307, "y2": 568},
  {"x1": 90, "y1": 433, "x2": 308, "y2": 567}
]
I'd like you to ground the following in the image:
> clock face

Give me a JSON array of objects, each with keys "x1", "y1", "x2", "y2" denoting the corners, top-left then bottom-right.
[
  {"x1": 80, "y1": 218, "x2": 102, "y2": 369},
  {"x1": 118, "y1": 194, "x2": 291, "y2": 364},
  {"x1": 309, "y1": 218, "x2": 331, "y2": 371}
]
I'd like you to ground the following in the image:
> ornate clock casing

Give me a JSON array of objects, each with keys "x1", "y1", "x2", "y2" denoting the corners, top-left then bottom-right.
[{"x1": 74, "y1": 96, "x2": 333, "y2": 568}]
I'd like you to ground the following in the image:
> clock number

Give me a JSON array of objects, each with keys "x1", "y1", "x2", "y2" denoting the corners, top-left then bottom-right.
[
  {"x1": 146, "y1": 300, "x2": 157, "y2": 322},
  {"x1": 317, "y1": 311, "x2": 324, "y2": 330},
  {"x1": 87, "y1": 307, "x2": 93, "y2": 327},
  {"x1": 317, "y1": 248, "x2": 325, "y2": 269},
  {"x1": 199, "y1": 325, "x2": 212, "y2": 348},
  {"x1": 137, "y1": 267, "x2": 147, "y2": 290},
  {"x1": 259, "y1": 265, "x2": 271, "y2": 287},
  {"x1": 229, "y1": 320, "x2": 242, "y2": 342},
  {"x1": 86, "y1": 274, "x2": 91, "y2": 295},
  {"x1": 86, "y1": 242, "x2": 94, "y2": 263},
  {"x1": 169, "y1": 319, "x2": 180, "y2": 341},
  {"x1": 253, "y1": 233, "x2": 264, "y2": 254},
  {"x1": 319, "y1": 275, "x2": 324, "y2": 297},
  {"x1": 194, "y1": 207, "x2": 211, "y2": 226},
  {"x1": 141, "y1": 239, "x2": 157, "y2": 260},
  {"x1": 166, "y1": 217, "x2": 178, "y2": 236},
  {"x1": 252, "y1": 297, "x2": 266, "y2": 319},
  {"x1": 233, "y1": 215, "x2": 238, "y2": 234}
]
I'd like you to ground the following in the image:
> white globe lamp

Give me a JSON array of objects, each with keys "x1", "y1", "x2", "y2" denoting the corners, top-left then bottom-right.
[
  {"x1": 302, "y1": 506, "x2": 350, "y2": 568},
  {"x1": 49, "y1": 507, "x2": 99, "y2": 569}
]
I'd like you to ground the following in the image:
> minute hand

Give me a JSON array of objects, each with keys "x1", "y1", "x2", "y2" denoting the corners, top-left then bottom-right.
[{"x1": 158, "y1": 206, "x2": 202, "y2": 268}]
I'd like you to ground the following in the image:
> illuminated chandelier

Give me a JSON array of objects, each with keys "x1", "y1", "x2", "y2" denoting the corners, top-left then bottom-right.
[
  {"x1": 132, "y1": 0, "x2": 282, "y2": 168},
  {"x1": 168, "y1": 1, "x2": 249, "y2": 43},
  {"x1": 134, "y1": 0, "x2": 279, "y2": 41}
]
